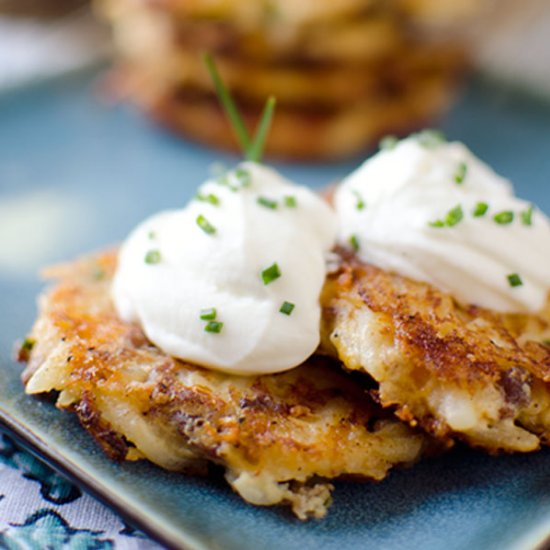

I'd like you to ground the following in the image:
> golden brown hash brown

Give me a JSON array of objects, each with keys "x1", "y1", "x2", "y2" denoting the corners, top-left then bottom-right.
[
  {"x1": 137, "y1": 44, "x2": 464, "y2": 108},
  {"x1": 101, "y1": 0, "x2": 484, "y2": 28},
  {"x1": 131, "y1": 73, "x2": 456, "y2": 161},
  {"x1": 321, "y1": 255, "x2": 550, "y2": 453},
  {"x1": 20, "y1": 251, "x2": 428, "y2": 519},
  {"x1": 98, "y1": 0, "x2": 468, "y2": 159}
]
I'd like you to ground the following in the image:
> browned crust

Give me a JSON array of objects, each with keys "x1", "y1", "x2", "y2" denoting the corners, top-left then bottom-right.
[
  {"x1": 97, "y1": 0, "x2": 468, "y2": 159},
  {"x1": 20, "y1": 250, "x2": 429, "y2": 517},
  {"x1": 74, "y1": 392, "x2": 131, "y2": 462},
  {"x1": 321, "y1": 254, "x2": 550, "y2": 450},
  {"x1": 326, "y1": 259, "x2": 550, "y2": 387},
  {"x1": 133, "y1": 71, "x2": 460, "y2": 160}
]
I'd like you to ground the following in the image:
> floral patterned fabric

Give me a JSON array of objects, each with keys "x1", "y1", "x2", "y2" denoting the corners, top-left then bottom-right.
[{"x1": 0, "y1": 434, "x2": 161, "y2": 549}]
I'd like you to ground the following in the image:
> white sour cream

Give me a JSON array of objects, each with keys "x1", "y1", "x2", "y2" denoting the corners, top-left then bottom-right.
[
  {"x1": 335, "y1": 135, "x2": 550, "y2": 313},
  {"x1": 112, "y1": 162, "x2": 336, "y2": 375}
]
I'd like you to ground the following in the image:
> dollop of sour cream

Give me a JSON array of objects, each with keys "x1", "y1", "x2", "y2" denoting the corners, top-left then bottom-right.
[
  {"x1": 335, "y1": 134, "x2": 550, "y2": 313},
  {"x1": 112, "y1": 162, "x2": 336, "y2": 375}
]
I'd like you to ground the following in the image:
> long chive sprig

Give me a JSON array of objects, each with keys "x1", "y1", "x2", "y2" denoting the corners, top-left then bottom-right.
[
  {"x1": 248, "y1": 96, "x2": 276, "y2": 163},
  {"x1": 202, "y1": 52, "x2": 276, "y2": 163}
]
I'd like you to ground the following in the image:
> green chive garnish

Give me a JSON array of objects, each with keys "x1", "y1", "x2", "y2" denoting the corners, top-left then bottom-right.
[
  {"x1": 148, "y1": 230, "x2": 156, "y2": 239},
  {"x1": 349, "y1": 234, "x2": 360, "y2": 251},
  {"x1": 521, "y1": 205, "x2": 533, "y2": 226},
  {"x1": 494, "y1": 211, "x2": 514, "y2": 225},
  {"x1": 145, "y1": 250, "x2": 161, "y2": 264},
  {"x1": 195, "y1": 192, "x2": 220, "y2": 206},
  {"x1": 196, "y1": 214, "x2": 216, "y2": 235},
  {"x1": 445, "y1": 204, "x2": 463, "y2": 227},
  {"x1": 202, "y1": 53, "x2": 251, "y2": 155},
  {"x1": 284, "y1": 195, "x2": 297, "y2": 208},
  {"x1": 257, "y1": 196, "x2": 278, "y2": 209},
  {"x1": 473, "y1": 202, "x2": 489, "y2": 217},
  {"x1": 507, "y1": 273, "x2": 523, "y2": 287},
  {"x1": 416, "y1": 129, "x2": 446, "y2": 148},
  {"x1": 21, "y1": 337, "x2": 35, "y2": 353},
  {"x1": 204, "y1": 321, "x2": 223, "y2": 333},
  {"x1": 202, "y1": 53, "x2": 276, "y2": 163},
  {"x1": 429, "y1": 204, "x2": 464, "y2": 228},
  {"x1": 18, "y1": 336, "x2": 36, "y2": 360},
  {"x1": 92, "y1": 267, "x2": 106, "y2": 280},
  {"x1": 379, "y1": 135, "x2": 398, "y2": 150},
  {"x1": 353, "y1": 190, "x2": 366, "y2": 210},
  {"x1": 454, "y1": 162, "x2": 467, "y2": 184},
  {"x1": 261, "y1": 263, "x2": 281, "y2": 285},
  {"x1": 200, "y1": 308, "x2": 217, "y2": 321},
  {"x1": 234, "y1": 167, "x2": 252, "y2": 188},
  {"x1": 216, "y1": 173, "x2": 237, "y2": 192},
  {"x1": 279, "y1": 301, "x2": 295, "y2": 315},
  {"x1": 542, "y1": 340, "x2": 550, "y2": 348},
  {"x1": 248, "y1": 95, "x2": 276, "y2": 163},
  {"x1": 217, "y1": 167, "x2": 252, "y2": 192}
]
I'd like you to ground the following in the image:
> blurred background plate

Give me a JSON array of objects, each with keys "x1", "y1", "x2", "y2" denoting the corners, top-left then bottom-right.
[{"x1": 1, "y1": 67, "x2": 550, "y2": 549}]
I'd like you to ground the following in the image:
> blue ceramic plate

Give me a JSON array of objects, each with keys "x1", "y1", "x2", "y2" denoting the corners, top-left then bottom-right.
[{"x1": 2, "y1": 69, "x2": 550, "y2": 550}]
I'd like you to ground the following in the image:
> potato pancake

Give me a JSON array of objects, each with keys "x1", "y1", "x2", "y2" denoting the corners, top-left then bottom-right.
[
  {"x1": 20, "y1": 251, "x2": 427, "y2": 519},
  {"x1": 98, "y1": 0, "x2": 468, "y2": 159},
  {"x1": 321, "y1": 254, "x2": 550, "y2": 453},
  {"x1": 132, "y1": 73, "x2": 456, "y2": 160}
]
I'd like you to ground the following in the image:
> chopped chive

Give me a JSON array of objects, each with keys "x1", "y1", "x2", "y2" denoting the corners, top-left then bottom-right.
[
  {"x1": 415, "y1": 129, "x2": 446, "y2": 148},
  {"x1": 284, "y1": 195, "x2": 297, "y2": 208},
  {"x1": 454, "y1": 162, "x2": 467, "y2": 184},
  {"x1": 217, "y1": 168, "x2": 251, "y2": 192},
  {"x1": 494, "y1": 211, "x2": 514, "y2": 225},
  {"x1": 195, "y1": 192, "x2": 220, "y2": 206},
  {"x1": 349, "y1": 234, "x2": 360, "y2": 252},
  {"x1": 202, "y1": 53, "x2": 251, "y2": 154},
  {"x1": 18, "y1": 336, "x2": 36, "y2": 361},
  {"x1": 261, "y1": 263, "x2": 281, "y2": 285},
  {"x1": 521, "y1": 205, "x2": 533, "y2": 226},
  {"x1": 145, "y1": 250, "x2": 161, "y2": 264},
  {"x1": 148, "y1": 230, "x2": 156, "y2": 239},
  {"x1": 445, "y1": 204, "x2": 463, "y2": 227},
  {"x1": 473, "y1": 202, "x2": 489, "y2": 217},
  {"x1": 200, "y1": 308, "x2": 217, "y2": 321},
  {"x1": 204, "y1": 321, "x2": 224, "y2": 333},
  {"x1": 234, "y1": 167, "x2": 252, "y2": 188},
  {"x1": 257, "y1": 196, "x2": 278, "y2": 209},
  {"x1": 21, "y1": 337, "x2": 35, "y2": 352},
  {"x1": 379, "y1": 135, "x2": 398, "y2": 150},
  {"x1": 248, "y1": 95, "x2": 276, "y2": 163},
  {"x1": 216, "y1": 173, "x2": 239, "y2": 192},
  {"x1": 279, "y1": 301, "x2": 295, "y2": 315},
  {"x1": 507, "y1": 273, "x2": 523, "y2": 287},
  {"x1": 543, "y1": 340, "x2": 550, "y2": 348},
  {"x1": 353, "y1": 190, "x2": 366, "y2": 210},
  {"x1": 92, "y1": 266, "x2": 106, "y2": 280},
  {"x1": 429, "y1": 204, "x2": 464, "y2": 228},
  {"x1": 196, "y1": 214, "x2": 216, "y2": 235}
]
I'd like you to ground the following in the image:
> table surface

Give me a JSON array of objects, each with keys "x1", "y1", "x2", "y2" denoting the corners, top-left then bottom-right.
[{"x1": 0, "y1": 433, "x2": 161, "y2": 549}]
